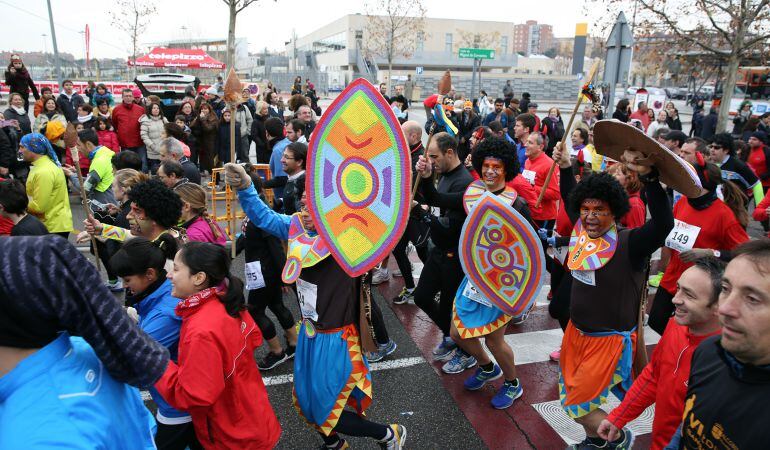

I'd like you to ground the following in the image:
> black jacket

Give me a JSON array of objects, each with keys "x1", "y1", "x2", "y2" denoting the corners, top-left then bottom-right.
[
  {"x1": 250, "y1": 115, "x2": 269, "y2": 163},
  {"x1": 56, "y1": 92, "x2": 86, "y2": 123},
  {"x1": 0, "y1": 125, "x2": 18, "y2": 169},
  {"x1": 3, "y1": 107, "x2": 31, "y2": 136},
  {"x1": 215, "y1": 122, "x2": 242, "y2": 164},
  {"x1": 4, "y1": 67, "x2": 39, "y2": 99}
]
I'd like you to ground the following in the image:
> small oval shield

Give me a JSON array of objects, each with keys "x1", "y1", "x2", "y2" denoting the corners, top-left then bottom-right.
[
  {"x1": 459, "y1": 192, "x2": 546, "y2": 317},
  {"x1": 305, "y1": 78, "x2": 412, "y2": 277}
]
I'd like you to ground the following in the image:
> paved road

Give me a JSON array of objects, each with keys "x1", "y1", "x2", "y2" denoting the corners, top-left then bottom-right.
[{"x1": 63, "y1": 93, "x2": 765, "y2": 449}]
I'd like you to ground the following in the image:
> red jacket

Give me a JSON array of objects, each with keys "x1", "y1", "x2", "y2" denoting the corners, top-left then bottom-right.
[
  {"x1": 155, "y1": 287, "x2": 281, "y2": 450},
  {"x1": 753, "y1": 193, "x2": 770, "y2": 237},
  {"x1": 0, "y1": 177, "x2": 12, "y2": 235},
  {"x1": 607, "y1": 318, "x2": 720, "y2": 450},
  {"x1": 524, "y1": 152, "x2": 560, "y2": 221},
  {"x1": 111, "y1": 102, "x2": 145, "y2": 148},
  {"x1": 96, "y1": 129, "x2": 121, "y2": 153}
]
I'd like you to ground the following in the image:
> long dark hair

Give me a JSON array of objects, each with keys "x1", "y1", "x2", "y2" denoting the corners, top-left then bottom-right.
[
  {"x1": 110, "y1": 236, "x2": 173, "y2": 279},
  {"x1": 178, "y1": 242, "x2": 245, "y2": 318}
]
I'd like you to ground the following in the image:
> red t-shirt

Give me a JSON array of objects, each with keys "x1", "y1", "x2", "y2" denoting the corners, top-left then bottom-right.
[
  {"x1": 524, "y1": 153, "x2": 560, "y2": 221},
  {"x1": 660, "y1": 198, "x2": 749, "y2": 294}
]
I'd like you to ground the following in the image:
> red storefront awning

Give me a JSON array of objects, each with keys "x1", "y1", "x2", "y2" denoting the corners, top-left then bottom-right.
[{"x1": 128, "y1": 47, "x2": 225, "y2": 69}]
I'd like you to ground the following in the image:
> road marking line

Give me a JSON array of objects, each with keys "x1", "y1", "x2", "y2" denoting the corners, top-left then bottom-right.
[{"x1": 262, "y1": 356, "x2": 426, "y2": 386}]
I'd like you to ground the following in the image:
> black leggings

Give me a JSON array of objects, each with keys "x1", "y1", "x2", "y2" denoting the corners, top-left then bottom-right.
[
  {"x1": 392, "y1": 234, "x2": 427, "y2": 290},
  {"x1": 370, "y1": 296, "x2": 390, "y2": 346},
  {"x1": 94, "y1": 239, "x2": 119, "y2": 281},
  {"x1": 648, "y1": 288, "x2": 674, "y2": 335},
  {"x1": 413, "y1": 250, "x2": 464, "y2": 336},
  {"x1": 320, "y1": 411, "x2": 388, "y2": 445},
  {"x1": 548, "y1": 270, "x2": 573, "y2": 331},
  {"x1": 247, "y1": 282, "x2": 295, "y2": 341},
  {"x1": 155, "y1": 421, "x2": 203, "y2": 450}
]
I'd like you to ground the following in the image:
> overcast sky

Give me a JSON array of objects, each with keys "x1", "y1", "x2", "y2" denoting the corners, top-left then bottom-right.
[{"x1": 2, "y1": 0, "x2": 591, "y2": 59}]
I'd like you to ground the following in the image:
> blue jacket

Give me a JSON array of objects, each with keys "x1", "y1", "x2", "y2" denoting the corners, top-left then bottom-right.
[
  {"x1": 483, "y1": 111, "x2": 508, "y2": 128},
  {"x1": 515, "y1": 141, "x2": 527, "y2": 172},
  {"x1": 0, "y1": 333, "x2": 156, "y2": 449},
  {"x1": 269, "y1": 137, "x2": 291, "y2": 198},
  {"x1": 135, "y1": 279, "x2": 190, "y2": 424}
]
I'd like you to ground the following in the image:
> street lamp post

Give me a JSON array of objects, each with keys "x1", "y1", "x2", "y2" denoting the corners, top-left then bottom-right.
[{"x1": 45, "y1": 0, "x2": 63, "y2": 90}]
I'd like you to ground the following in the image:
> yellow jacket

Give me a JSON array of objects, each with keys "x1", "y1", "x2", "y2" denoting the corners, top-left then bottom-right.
[{"x1": 27, "y1": 156, "x2": 73, "y2": 233}]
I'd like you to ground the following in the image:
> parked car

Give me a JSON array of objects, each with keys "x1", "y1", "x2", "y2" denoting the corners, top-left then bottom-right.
[{"x1": 133, "y1": 73, "x2": 201, "y2": 121}]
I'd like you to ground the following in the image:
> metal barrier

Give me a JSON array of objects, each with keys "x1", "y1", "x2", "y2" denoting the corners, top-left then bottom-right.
[{"x1": 208, "y1": 164, "x2": 274, "y2": 239}]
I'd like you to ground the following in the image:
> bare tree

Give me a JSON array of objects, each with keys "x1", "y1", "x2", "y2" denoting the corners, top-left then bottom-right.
[
  {"x1": 222, "y1": 0, "x2": 270, "y2": 71},
  {"x1": 364, "y1": 0, "x2": 427, "y2": 92},
  {"x1": 586, "y1": 0, "x2": 770, "y2": 132},
  {"x1": 110, "y1": 0, "x2": 157, "y2": 78}
]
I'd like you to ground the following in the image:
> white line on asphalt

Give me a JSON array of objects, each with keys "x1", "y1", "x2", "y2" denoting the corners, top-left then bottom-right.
[
  {"x1": 262, "y1": 356, "x2": 427, "y2": 386},
  {"x1": 142, "y1": 355, "x2": 428, "y2": 398}
]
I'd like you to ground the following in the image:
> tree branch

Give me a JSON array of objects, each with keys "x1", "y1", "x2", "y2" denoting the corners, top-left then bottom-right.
[
  {"x1": 697, "y1": 0, "x2": 733, "y2": 42},
  {"x1": 637, "y1": 0, "x2": 730, "y2": 54}
]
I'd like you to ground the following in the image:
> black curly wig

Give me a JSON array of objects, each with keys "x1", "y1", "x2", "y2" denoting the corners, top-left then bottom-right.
[
  {"x1": 127, "y1": 179, "x2": 182, "y2": 228},
  {"x1": 471, "y1": 137, "x2": 519, "y2": 182},
  {"x1": 567, "y1": 172, "x2": 630, "y2": 219}
]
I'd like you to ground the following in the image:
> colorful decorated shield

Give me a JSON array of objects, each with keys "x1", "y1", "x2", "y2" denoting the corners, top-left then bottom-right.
[
  {"x1": 459, "y1": 192, "x2": 546, "y2": 317},
  {"x1": 281, "y1": 214, "x2": 331, "y2": 284},
  {"x1": 305, "y1": 78, "x2": 412, "y2": 277}
]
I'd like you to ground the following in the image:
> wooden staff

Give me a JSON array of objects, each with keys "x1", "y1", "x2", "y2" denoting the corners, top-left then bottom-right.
[
  {"x1": 224, "y1": 68, "x2": 242, "y2": 259},
  {"x1": 410, "y1": 123, "x2": 436, "y2": 205},
  {"x1": 633, "y1": 259, "x2": 652, "y2": 376},
  {"x1": 64, "y1": 124, "x2": 101, "y2": 271},
  {"x1": 535, "y1": 60, "x2": 600, "y2": 208}
]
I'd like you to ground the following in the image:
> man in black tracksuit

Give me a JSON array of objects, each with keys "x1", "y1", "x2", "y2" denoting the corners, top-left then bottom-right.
[
  {"x1": 414, "y1": 132, "x2": 474, "y2": 361},
  {"x1": 668, "y1": 239, "x2": 770, "y2": 449}
]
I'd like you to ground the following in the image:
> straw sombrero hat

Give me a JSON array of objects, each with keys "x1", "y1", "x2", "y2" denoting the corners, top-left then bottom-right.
[{"x1": 593, "y1": 119, "x2": 702, "y2": 198}]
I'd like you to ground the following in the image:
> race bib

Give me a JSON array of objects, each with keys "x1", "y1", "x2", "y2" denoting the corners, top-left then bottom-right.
[
  {"x1": 572, "y1": 269, "x2": 596, "y2": 286},
  {"x1": 665, "y1": 219, "x2": 701, "y2": 253},
  {"x1": 296, "y1": 278, "x2": 319, "y2": 321},
  {"x1": 463, "y1": 279, "x2": 493, "y2": 308},
  {"x1": 244, "y1": 261, "x2": 266, "y2": 291},
  {"x1": 522, "y1": 169, "x2": 537, "y2": 185}
]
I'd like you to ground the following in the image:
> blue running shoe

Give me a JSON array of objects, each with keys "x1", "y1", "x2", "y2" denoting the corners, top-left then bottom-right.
[
  {"x1": 432, "y1": 336, "x2": 457, "y2": 361},
  {"x1": 366, "y1": 340, "x2": 397, "y2": 363},
  {"x1": 491, "y1": 379, "x2": 523, "y2": 409},
  {"x1": 464, "y1": 365, "x2": 503, "y2": 390},
  {"x1": 442, "y1": 349, "x2": 477, "y2": 374}
]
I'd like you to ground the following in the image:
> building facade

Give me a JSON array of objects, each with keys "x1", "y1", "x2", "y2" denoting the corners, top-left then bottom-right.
[
  {"x1": 513, "y1": 20, "x2": 554, "y2": 56},
  {"x1": 285, "y1": 14, "x2": 520, "y2": 90}
]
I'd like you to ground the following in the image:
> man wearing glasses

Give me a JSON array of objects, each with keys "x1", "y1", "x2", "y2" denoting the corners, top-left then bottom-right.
[{"x1": 707, "y1": 132, "x2": 764, "y2": 201}]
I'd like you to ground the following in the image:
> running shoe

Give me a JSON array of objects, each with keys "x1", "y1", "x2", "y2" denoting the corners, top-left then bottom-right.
[
  {"x1": 442, "y1": 349, "x2": 477, "y2": 374},
  {"x1": 608, "y1": 427, "x2": 634, "y2": 450},
  {"x1": 379, "y1": 424, "x2": 407, "y2": 450},
  {"x1": 392, "y1": 287, "x2": 414, "y2": 305},
  {"x1": 464, "y1": 365, "x2": 503, "y2": 390},
  {"x1": 432, "y1": 336, "x2": 457, "y2": 361},
  {"x1": 372, "y1": 267, "x2": 391, "y2": 285},
  {"x1": 366, "y1": 340, "x2": 398, "y2": 363},
  {"x1": 491, "y1": 379, "x2": 523, "y2": 409},
  {"x1": 258, "y1": 351, "x2": 289, "y2": 371},
  {"x1": 286, "y1": 344, "x2": 296, "y2": 359},
  {"x1": 318, "y1": 437, "x2": 349, "y2": 449},
  {"x1": 106, "y1": 279, "x2": 124, "y2": 292},
  {"x1": 510, "y1": 303, "x2": 534, "y2": 325},
  {"x1": 549, "y1": 348, "x2": 561, "y2": 361},
  {"x1": 648, "y1": 271, "x2": 663, "y2": 287}
]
